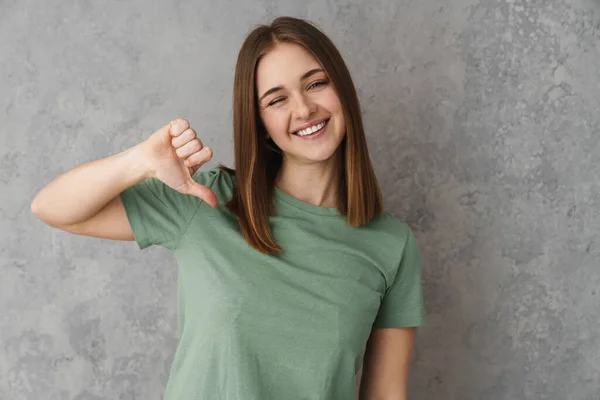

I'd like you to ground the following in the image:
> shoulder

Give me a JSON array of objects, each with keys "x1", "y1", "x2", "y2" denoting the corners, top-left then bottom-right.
[
  {"x1": 191, "y1": 164, "x2": 233, "y2": 184},
  {"x1": 351, "y1": 212, "x2": 417, "y2": 266},
  {"x1": 191, "y1": 164, "x2": 236, "y2": 202},
  {"x1": 366, "y1": 211, "x2": 414, "y2": 244}
]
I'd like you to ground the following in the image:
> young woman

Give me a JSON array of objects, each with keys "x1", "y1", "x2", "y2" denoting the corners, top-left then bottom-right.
[{"x1": 32, "y1": 16, "x2": 425, "y2": 400}]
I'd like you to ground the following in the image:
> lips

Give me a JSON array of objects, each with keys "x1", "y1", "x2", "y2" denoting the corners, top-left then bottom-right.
[
  {"x1": 292, "y1": 119, "x2": 330, "y2": 141},
  {"x1": 292, "y1": 119, "x2": 330, "y2": 136}
]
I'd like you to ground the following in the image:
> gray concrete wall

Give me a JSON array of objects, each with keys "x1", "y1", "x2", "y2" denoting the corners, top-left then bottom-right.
[{"x1": 2, "y1": 0, "x2": 599, "y2": 399}]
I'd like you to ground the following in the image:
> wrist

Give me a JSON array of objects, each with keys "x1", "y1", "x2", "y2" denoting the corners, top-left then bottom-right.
[{"x1": 127, "y1": 142, "x2": 157, "y2": 181}]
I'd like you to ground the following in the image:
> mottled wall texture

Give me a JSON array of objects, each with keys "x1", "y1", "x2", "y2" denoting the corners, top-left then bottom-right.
[{"x1": 2, "y1": 0, "x2": 599, "y2": 399}]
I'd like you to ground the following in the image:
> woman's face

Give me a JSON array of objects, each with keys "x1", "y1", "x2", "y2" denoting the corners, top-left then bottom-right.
[{"x1": 256, "y1": 42, "x2": 346, "y2": 165}]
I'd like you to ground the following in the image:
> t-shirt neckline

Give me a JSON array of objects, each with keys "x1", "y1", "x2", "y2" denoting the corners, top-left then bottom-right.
[{"x1": 274, "y1": 187, "x2": 341, "y2": 216}]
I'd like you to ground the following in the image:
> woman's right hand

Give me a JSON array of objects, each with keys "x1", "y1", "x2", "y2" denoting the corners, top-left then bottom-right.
[{"x1": 141, "y1": 118, "x2": 218, "y2": 207}]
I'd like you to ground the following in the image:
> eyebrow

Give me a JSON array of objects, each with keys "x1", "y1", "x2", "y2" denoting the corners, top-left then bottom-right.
[{"x1": 258, "y1": 68, "x2": 325, "y2": 103}]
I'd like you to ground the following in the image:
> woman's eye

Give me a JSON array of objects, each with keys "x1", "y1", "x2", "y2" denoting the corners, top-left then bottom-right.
[
  {"x1": 308, "y1": 81, "x2": 328, "y2": 90},
  {"x1": 268, "y1": 98, "x2": 285, "y2": 106}
]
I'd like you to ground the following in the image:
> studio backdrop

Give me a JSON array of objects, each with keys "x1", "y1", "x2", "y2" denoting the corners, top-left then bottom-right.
[{"x1": 2, "y1": 0, "x2": 599, "y2": 399}]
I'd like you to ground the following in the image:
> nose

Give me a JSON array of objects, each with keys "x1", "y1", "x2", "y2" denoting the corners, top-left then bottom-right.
[{"x1": 292, "y1": 94, "x2": 316, "y2": 120}]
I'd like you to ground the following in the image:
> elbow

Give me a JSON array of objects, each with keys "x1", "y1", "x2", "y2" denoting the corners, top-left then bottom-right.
[
  {"x1": 30, "y1": 194, "x2": 53, "y2": 226},
  {"x1": 30, "y1": 196, "x2": 41, "y2": 216},
  {"x1": 30, "y1": 195, "x2": 42, "y2": 218},
  {"x1": 31, "y1": 194, "x2": 79, "y2": 230}
]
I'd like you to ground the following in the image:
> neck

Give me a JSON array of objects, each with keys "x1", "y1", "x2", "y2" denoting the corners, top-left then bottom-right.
[{"x1": 275, "y1": 151, "x2": 342, "y2": 208}]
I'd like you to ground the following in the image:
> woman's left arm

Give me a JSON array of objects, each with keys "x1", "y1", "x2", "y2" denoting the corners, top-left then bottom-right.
[{"x1": 358, "y1": 327, "x2": 417, "y2": 400}]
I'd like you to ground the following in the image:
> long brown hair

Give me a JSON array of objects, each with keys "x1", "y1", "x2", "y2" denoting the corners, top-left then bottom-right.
[{"x1": 220, "y1": 16, "x2": 383, "y2": 254}]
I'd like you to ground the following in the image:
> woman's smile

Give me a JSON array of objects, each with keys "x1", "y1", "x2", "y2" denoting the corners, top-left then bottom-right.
[{"x1": 292, "y1": 119, "x2": 330, "y2": 140}]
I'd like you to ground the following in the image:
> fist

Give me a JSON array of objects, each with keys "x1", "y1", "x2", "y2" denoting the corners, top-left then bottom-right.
[
  {"x1": 142, "y1": 118, "x2": 218, "y2": 207},
  {"x1": 168, "y1": 119, "x2": 211, "y2": 176}
]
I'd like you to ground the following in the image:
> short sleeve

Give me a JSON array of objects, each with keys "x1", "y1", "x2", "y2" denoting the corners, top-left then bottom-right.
[
  {"x1": 372, "y1": 226, "x2": 426, "y2": 328},
  {"x1": 119, "y1": 167, "x2": 221, "y2": 251}
]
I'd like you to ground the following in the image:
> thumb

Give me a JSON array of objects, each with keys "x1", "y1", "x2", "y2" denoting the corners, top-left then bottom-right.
[
  {"x1": 157, "y1": 121, "x2": 174, "y2": 138},
  {"x1": 182, "y1": 181, "x2": 219, "y2": 208}
]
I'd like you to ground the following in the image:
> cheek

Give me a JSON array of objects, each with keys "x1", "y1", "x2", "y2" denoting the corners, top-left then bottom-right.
[
  {"x1": 323, "y1": 90, "x2": 343, "y2": 115},
  {"x1": 329, "y1": 98, "x2": 345, "y2": 133},
  {"x1": 262, "y1": 111, "x2": 289, "y2": 137}
]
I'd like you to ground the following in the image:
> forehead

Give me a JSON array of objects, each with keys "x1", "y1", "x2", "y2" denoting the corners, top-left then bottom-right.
[{"x1": 256, "y1": 43, "x2": 323, "y2": 91}]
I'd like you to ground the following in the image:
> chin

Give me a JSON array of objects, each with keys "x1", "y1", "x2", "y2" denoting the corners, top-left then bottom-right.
[{"x1": 304, "y1": 146, "x2": 343, "y2": 163}]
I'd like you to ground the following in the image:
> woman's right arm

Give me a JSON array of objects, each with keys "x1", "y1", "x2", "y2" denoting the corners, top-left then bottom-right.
[
  {"x1": 30, "y1": 143, "x2": 154, "y2": 241},
  {"x1": 30, "y1": 119, "x2": 217, "y2": 242}
]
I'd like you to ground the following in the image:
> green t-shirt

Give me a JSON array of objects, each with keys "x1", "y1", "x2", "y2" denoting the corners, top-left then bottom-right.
[{"x1": 120, "y1": 166, "x2": 425, "y2": 400}]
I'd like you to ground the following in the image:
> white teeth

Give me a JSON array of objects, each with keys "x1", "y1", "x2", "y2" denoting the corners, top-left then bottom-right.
[{"x1": 296, "y1": 121, "x2": 326, "y2": 136}]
